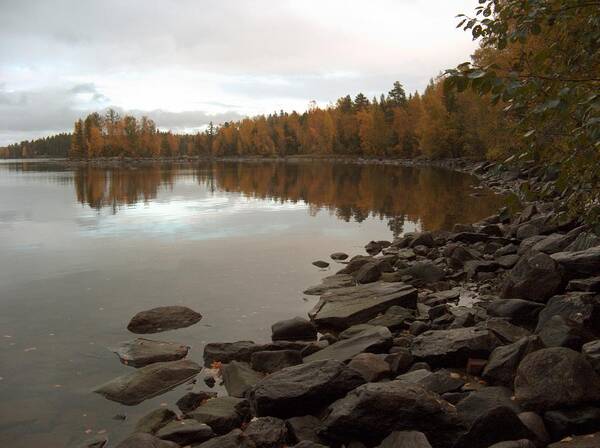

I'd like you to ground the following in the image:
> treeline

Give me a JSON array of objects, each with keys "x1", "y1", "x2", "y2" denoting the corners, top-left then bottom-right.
[
  {"x1": 68, "y1": 80, "x2": 511, "y2": 160},
  {"x1": 0, "y1": 133, "x2": 71, "y2": 158}
]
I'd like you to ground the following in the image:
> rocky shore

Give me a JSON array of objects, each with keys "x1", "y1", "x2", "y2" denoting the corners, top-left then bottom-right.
[{"x1": 88, "y1": 160, "x2": 600, "y2": 448}]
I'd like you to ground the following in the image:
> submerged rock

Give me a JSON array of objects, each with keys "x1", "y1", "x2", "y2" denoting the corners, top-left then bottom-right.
[
  {"x1": 113, "y1": 338, "x2": 189, "y2": 367},
  {"x1": 127, "y1": 306, "x2": 202, "y2": 334}
]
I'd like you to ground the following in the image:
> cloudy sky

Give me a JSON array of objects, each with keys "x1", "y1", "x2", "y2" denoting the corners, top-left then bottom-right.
[{"x1": 0, "y1": 0, "x2": 478, "y2": 145}]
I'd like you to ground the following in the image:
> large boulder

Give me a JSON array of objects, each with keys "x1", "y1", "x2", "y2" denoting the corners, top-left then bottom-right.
[
  {"x1": 501, "y1": 252, "x2": 564, "y2": 302},
  {"x1": 248, "y1": 359, "x2": 365, "y2": 418},
  {"x1": 319, "y1": 381, "x2": 460, "y2": 448},
  {"x1": 514, "y1": 347, "x2": 600, "y2": 411},
  {"x1": 536, "y1": 315, "x2": 585, "y2": 350},
  {"x1": 482, "y1": 336, "x2": 544, "y2": 386},
  {"x1": 272, "y1": 317, "x2": 317, "y2": 342},
  {"x1": 127, "y1": 306, "x2": 202, "y2": 333},
  {"x1": 286, "y1": 415, "x2": 324, "y2": 444},
  {"x1": 410, "y1": 326, "x2": 501, "y2": 367},
  {"x1": 308, "y1": 282, "x2": 417, "y2": 330},
  {"x1": 113, "y1": 338, "x2": 189, "y2": 367},
  {"x1": 552, "y1": 246, "x2": 600, "y2": 278},
  {"x1": 582, "y1": 340, "x2": 600, "y2": 372},
  {"x1": 187, "y1": 396, "x2": 250, "y2": 435},
  {"x1": 303, "y1": 325, "x2": 392, "y2": 363},
  {"x1": 94, "y1": 359, "x2": 201, "y2": 405}
]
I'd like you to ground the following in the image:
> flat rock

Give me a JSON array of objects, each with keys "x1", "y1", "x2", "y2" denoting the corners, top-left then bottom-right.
[
  {"x1": 127, "y1": 306, "x2": 202, "y2": 334},
  {"x1": 113, "y1": 338, "x2": 189, "y2": 367},
  {"x1": 222, "y1": 361, "x2": 263, "y2": 398},
  {"x1": 376, "y1": 431, "x2": 432, "y2": 448},
  {"x1": 501, "y1": 252, "x2": 564, "y2": 302},
  {"x1": 308, "y1": 282, "x2": 417, "y2": 330},
  {"x1": 313, "y1": 260, "x2": 330, "y2": 269},
  {"x1": 303, "y1": 274, "x2": 356, "y2": 296},
  {"x1": 187, "y1": 396, "x2": 249, "y2": 435},
  {"x1": 115, "y1": 433, "x2": 179, "y2": 448},
  {"x1": 272, "y1": 317, "x2": 317, "y2": 341},
  {"x1": 303, "y1": 325, "x2": 392, "y2": 363},
  {"x1": 94, "y1": 359, "x2": 201, "y2": 405},
  {"x1": 156, "y1": 419, "x2": 215, "y2": 445},
  {"x1": 552, "y1": 246, "x2": 600, "y2": 278},
  {"x1": 248, "y1": 359, "x2": 365, "y2": 418}
]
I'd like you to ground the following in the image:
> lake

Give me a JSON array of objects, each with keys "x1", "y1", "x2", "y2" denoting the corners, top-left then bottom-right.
[{"x1": 0, "y1": 159, "x2": 510, "y2": 447}]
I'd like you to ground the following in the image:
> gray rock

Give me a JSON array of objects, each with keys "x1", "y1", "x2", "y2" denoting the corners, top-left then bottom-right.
[
  {"x1": 354, "y1": 262, "x2": 381, "y2": 284},
  {"x1": 543, "y1": 406, "x2": 600, "y2": 440},
  {"x1": 222, "y1": 361, "x2": 263, "y2": 398},
  {"x1": 248, "y1": 359, "x2": 365, "y2": 418},
  {"x1": 518, "y1": 411, "x2": 550, "y2": 446},
  {"x1": 385, "y1": 349, "x2": 414, "y2": 375},
  {"x1": 286, "y1": 415, "x2": 323, "y2": 444},
  {"x1": 272, "y1": 317, "x2": 317, "y2": 341},
  {"x1": 565, "y1": 232, "x2": 600, "y2": 252},
  {"x1": 416, "y1": 369, "x2": 465, "y2": 395},
  {"x1": 312, "y1": 260, "x2": 330, "y2": 268},
  {"x1": 348, "y1": 353, "x2": 390, "y2": 382},
  {"x1": 410, "y1": 232, "x2": 436, "y2": 248},
  {"x1": 114, "y1": 433, "x2": 179, "y2": 448},
  {"x1": 193, "y1": 429, "x2": 244, "y2": 448},
  {"x1": 113, "y1": 338, "x2": 189, "y2": 368},
  {"x1": 552, "y1": 246, "x2": 600, "y2": 278},
  {"x1": 396, "y1": 368, "x2": 432, "y2": 384},
  {"x1": 367, "y1": 306, "x2": 414, "y2": 331},
  {"x1": 251, "y1": 350, "x2": 303, "y2": 374},
  {"x1": 188, "y1": 396, "x2": 249, "y2": 435},
  {"x1": 156, "y1": 419, "x2": 215, "y2": 445},
  {"x1": 337, "y1": 256, "x2": 375, "y2": 275},
  {"x1": 482, "y1": 336, "x2": 544, "y2": 386},
  {"x1": 203, "y1": 341, "x2": 265, "y2": 367},
  {"x1": 376, "y1": 431, "x2": 432, "y2": 448},
  {"x1": 536, "y1": 315, "x2": 585, "y2": 349},
  {"x1": 582, "y1": 340, "x2": 600, "y2": 372},
  {"x1": 485, "y1": 299, "x2": 545, "y2": 327},
  {"x1": 330, "y1": 252, "x2": 349, "y2": 261},
  {"x1": 303, "y1": 325, "x2": 392, "y2": 363},
  {"x1": 515, "y1": 347, "x2": 600, "y2": 411},
  {"x1": 501, "y1": 252, "x2": 564, "y2": 302},
  {"x1": 516, "y1": 223, "x2": 540, "y2": 240},
  {"x1": 127, "y1": 306, "x2": 202, "y2": 334},
  {"x1": 176, "y1": 391, "x2": 217, "y2": 414},
  {"x1": 77, "y1": 436, "x2": 108, "y2": 448},
  {"x1": 94, "y1": 359, "x2": 201, "y2": 405},
  {"x1": 303, "y1": 274, "x2": 355, "y2": 296},
  {"x1": 485, "y1": 319, "x2": 532, "y2": 344},
  {"x1": 398, "y1": 262, "x2": 445, "y2": 284},
  {"x1": 242, "y1": 416, "x2": 288, "y2": 448},
  {"x1": 293, "y1": 442, "x2": 329, "y2": 448},
  {"x1": 496, "y1": 254, "x2": 520, "y2": 269},
  {"x1": 457, "y1": 386, "x2": 522, "y2": 427},
  {"x1": 567, "y1": 276, "x2": 600, "y2": 292},
  {"x1": 535, "y1": 293, "x2": 600, "y2": 334},
  {"x1": 134, "y1": 408, "x2": 177, "y2": 434},
  {"x1": 308, "y1": 282, "x2": 417, "y2": 330},
  {"x1": 487, "y1": 441, "x2": 535, "y2": 448},
  {"x1": 532, "y1": 229, "x2": 583, "y2": 254}
]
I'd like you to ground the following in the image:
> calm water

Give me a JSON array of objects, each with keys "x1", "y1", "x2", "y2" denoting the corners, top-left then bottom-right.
[{"x1": 0, "y1": 159, "x2": 509, "y2": 447}]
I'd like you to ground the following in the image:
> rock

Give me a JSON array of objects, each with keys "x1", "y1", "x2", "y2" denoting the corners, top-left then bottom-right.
[
  {"x1": 582, "y1": 340, "x2": 600, "y2": 372},
  {"x1": 398, "y1": 262, "x2": 445, "y2": 284},
  {"x1": 552, "y1": 246, "x2": 600, "y2": 278},
  {"x1": 535, "y1": 293, "x2": 600, "y2": 335},
  {"x1": 396, "y1": 369, "x2": 432, "y2": 384},
  {"x1": 566, "y1": 232, "x2": 600, "y2": 252},
  {"x1": 348, "y1": 353, "x2": 391, "y2": 382},
  {"x1": 114, "y1": 433, "x2": 179, "y2": 448},
  {"x1": 501, "y1": 252, "x2": 564, "y2": 302},
  {"x1": 454, "y1": 406, "x2": 535, "y2": 448},
  {"x1": 330, "y1": 252, "x2": 349, "y2": 261},
  {"x1": 536, "y1": 315, "x2": 585, "y2": 349},
  {"x1": 312, "y1": 260, "x2": 330, "y2": 269},
  {"x1": 397, "y1": 248, "x2": 417, "y2": 260},
  {"x1": 303, "y1": 325, "x2": 392, "y2": 363},
  {"x1": 518, "y1": 235, "x2": 547, "y2": 255},
  {"x1": 567, "y1": 276, "x2": 600, "y2": 292},
  {"x1": 156, "y1": 419, "x2": 215, "y2": 445},
  {"x1": 354, "y1": 262, "x2": 381, "y2": 284},
  {"x1": 410, "y1": 232, "x2": 436, "y2": 248},
  {"x1": 242, "y1": 416, "x2": 288, "y2": 448},
  {"x1": 272, "y1": 317, "x2": 317, "y2": 342},
  {"x1": 94, "y1": 359, "x2": 201, "y2": 405},
  {"x1": 446, "y1": 245, "x2": 479, "y2": 270},
  {"x1": 416, "y1": 369, "x2": 465, "y2": 394},
  {"x1": 320, "y1": 381, "x2": 460, "y2": 447},
  {"x1": 423, "y1": 289, "x2": 460, "y2": 307},
  {"x1": 251, "y1": 350, "x2": 303, "y2": 374},
  {"x1": 532, "y1": 230, "x2": 582, "y2": 254},
  {"x1": 517, "y1": 223, "x2": 540, "y2": 240},
  {"x1": 193, "y1": 429, "x2": 244, "y2": 448},
  {"x1": 222, "y1": 361, "x2": 263, "y2": 398},
  {"x1": 515, "y1": 347, "x2": 600, "y2": 411},
  {"x1": 303, "y1": 274, "x2": 356, "y2": 296},
  {"x1": 308, "y1": 282, "x2": 417, "y2": 330},
  {"x1": 410, "y1": 321, "x2": 431, "y2": 336},
  {"x1": 113, "y1": 338, "x2": 189, "y2": 367},
  {"x1": 127, "y1": 306, "x2": 202, "y2": 334},
  {"x1": 496, "y1": 243, "x2": 519, "y2": 256},
  {"x1": 518, "y1": 411, "x2": 550, "y2": 446},
  {"x1": 410, "y1": 327, "x2": 501, "y2": 367},
  {"x1": 451, "y1": 232, "x2": 492, "y2": 244},
  {"x1": 286, "y1": 415, "x2": 323, "y2": 444},
  {"x1": 485, "y1": 319, "x2": 532, "y2": 344},
  {"x1": 248, "y1": 359, "x2": 365, "y2": 418},
  {"x1": 188, "y1": 396, "x2": 249, "y2": 435},
  {"x1": 366, "y1": 241, "x2": 385, "y2": 255},
  {"x1": 482, "y1": 336, "x2": 544, "y2": 386},
  {"x1": 77, "y1": 436, "x2": 108, "y2": 448},
  {"x1": 487, "y1": 441, "x2": 535, "y2": 448},
  {"x1": 496, "y1": 254, "x2": 520, "y2": 269},
  {"x1": 376, "y1": 431, "x2": 432, "y2": 448},
  {"x1": 544, "y1": 406, "x2": 600, "y2": 440},
  {"x1": 547, "y1": 432, "x2": 600, "y2": 448},
  {"x1": 134, "y1": 408, "x2": 177, "y2": 434},
  {"x1": 203, "y1": 341, "x2": 265, "y2": 367},
  {"x1": 385, "y1": 349, "x2": 414, "y2": 375},
  {"x1": 337, "y1": 256, "x2": 375, "y2": 275},
  {"x1": 293, "y1": 442, "x2": 329, "y2": 448},
  {"x1": 176, "y1": 391, "x2": 217, "y2": 414},
  {"x1": 484, "y1": 299, "x2": 545, "y2": 327},
  {"x1": 456, "y1": 386, "x2": 522, "y2": 426},
  {"x1": 367, "y1": 306, "x2": 414, "y2": 331}
]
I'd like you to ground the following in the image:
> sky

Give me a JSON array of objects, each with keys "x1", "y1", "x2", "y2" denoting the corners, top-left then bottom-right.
[{"x1": 0, "y1": 0, "x2": 479, "y2": 145}]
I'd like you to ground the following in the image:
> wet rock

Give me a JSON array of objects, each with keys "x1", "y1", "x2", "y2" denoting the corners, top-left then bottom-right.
[
  {"x1": 454, "y1": 406, "x2": 535, "y2": 448},
  {"x1": 251, "y1": 350, "x2": 303, "y2": 374},
  {"x1": 188, "y1": 396, "x2": 249, "y2": 435},
  {"x1": 113, "y1": 338, "x2": 189, "y2": 368},
  {"x1": 398, "y1": 262, "x2": 445, "y2": 284},
  {"x1": 248, "y1": 359, "x2": 365, "y2": 418},
  {"x1": 482, "y1": 336, "x2": 544, "y2": 386},
  {"x1": 94, "y1": 359, "x2": 201, "y2": 405},
  {"x1": 536, "y1": 315, "x2": 585, "y2": 349},
  {"x1": 544, "y1": 406, "x2": 600, "y2": 440},
  {"x1": 354, "y1": 262, "x2": 381, "y2": 284},
  {"x1": 330, "y1": 252, "x2": 348, "y2": 261},
  {"x1": 156, "y1": 419, "x2": 215, "y2": 445},
  {"x1": 222, "y1": 361, "x2": 263, "y2": 398},
  {"x1": 376, "y1": 431, "x2": 432, "y2": 448},
  {"x1": 242, "y1": 416, "x2": 288, "y2": 448},
  {"x1": 114, "y1": 433, "x2": 179, "y2": 448},
  {"x1": 312, "y1": 260, "x2": 330, "y2": 269},
  {"x1": 127, "y1": 306, "x2": 202, "y2": 334},
  {"x1": 410, "y1": 326, "x2": 501, "y2": 367},
  {"x1": 457, "y1": 386, "x2": 522, "y2": 427},
  {"x1": 303, "y1": 274, "x2": 356, "y2": 296},
  {"x1": 484, "y1": 299, "x2": 544, "y2": 327},
  {"x1": 194, "y1": 429, "x2": 244, "y2": 448},
  {"x1": 582, "y1": 340, "x2": 600, "y2": 372},
  {"x1": 308, "y1": 282, "x2": 417, "y2": 330},
  {"x1": 272, "y1": 317, "x2": 317, "y2": 342},
  {"x1": 515, "y1": 347, "x2": 600, "y2": 411},
  {"x1": 535, "y1": 293, "x2": 600, "y2": 335},
  {"x1": 304, "y1": 325, "x2": 392, "y2": 363},
  {"x1": 320, "y1": 381, "x2": 460, "y2": 447},
  {"x1": 176, "y1": 391, "x2": 217, "y2": 414},
  {"x1": 134, "y1": 408, "x2": 176, "y2": 434},
  {"x1": 547, "y1": 432, "x2": 600, "y2": 447},
  {"x1": 203, "y1": 341, "x2": 265, "y2": 367},
  {"x1": 501, "y1": 252, "x2": 564, "y2": 302},
  {"x1": 348, "y1": 353, "x2": 390, "y2": 382},
  {"x1": 286, "y1": 415, "x2": 323, "y2": 444},
  {"x1": 367, "y1": 305, "x2": 414, "y2": 331},
  {"x1": 552, "y1": 246, "x2": 600, "y2": 278}
]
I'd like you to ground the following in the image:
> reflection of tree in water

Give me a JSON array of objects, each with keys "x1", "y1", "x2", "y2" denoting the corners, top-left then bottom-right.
[{"x1": 71, "y1": 160, "x2": 509, "y2": 230}]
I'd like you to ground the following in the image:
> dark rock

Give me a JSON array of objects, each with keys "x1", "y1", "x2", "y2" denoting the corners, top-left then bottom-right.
[
  {"x1": 484, "y1": 299, "x2": 544, "y2": 327},
  {"x1": 330, "y1": 252, "x2": 348, "y2": 261},
  {"x1": 547, "y1": 432, "x2": 600, "y2": 447},
  {"x1": 410, "y1": 321, "x2": 430, "y2": 336},
  {"x1": 127, "y1": 306, "x2": 202, "y2": 334},
  {"x1": 156, "y1": 419, "x2": 215, "y2": 445},
  {"x1": 376, "y1": 431, "x2": 432, "y2": 448},
  {"x1": 114, "y1": 433, "x2": 178, "y2": 448},
  {"x1": 544, "y1": 406, "x2": 600, "y2": 440},
  {"x1": 312, "y1": 260, "x2": 330, "y2": 269},
  {"x1": 423, "y1": 289, "x2": 460, "y2": 306},
  {"x1": 222, "y1": 361, "x2": 263, "y2": 398},
  {"x1": 517, "y1": 223, "x2": 540, "y2": 240},
  {"x1": 583, "y1": 340, "x2": 600, "y2": 372},
  {"x1": 451, "y1": 232, "x2": 491, "y2": 244},
  {"x1": 482, "y1": 336, "x2": 544, "y2": 386},
  {"x1": 188, "y1": 396, "x2": 249, "y2": 435},
  {"x1": 536, "y1": 315, "x2": 585, "y2": 349},
  {"x1": 396, "y1": 369, "x2": 433, "y2": 384},
  {"x1": 568, "y1": 276, "x2": 600, "y2": 292},
  {"x1": 337, "y1": 256, "x2": 374, "y2": 275},
  {"x1": 248, "y1": 359, "x2": 365, "y2": 418},
  {"x1": 456, "y1": 386, "x2": 522, "y2": 427},
  {"x1": 251, "y1": 350, "x2": 303, "y2": 374},
  {"x1": 487, "y1": 441, "x2": 535, "y2": 448},
  {"x1": 367, "y1": 306, "x2": 414, "y2": 331},
  {"x1": 518, "y1": 235, "x2": 547, "y2": 255},
  {"x1": 193, "y1": 429, "x2": 244, "y2": 448},
  {"x1": 319, "y1": 381, "x2": 460, "y2": 447},
  {"x1": 308, "y1": 282, "x2": 417, "y2": 330},
  {"x1": 286, "y1": 415, "x2": 323, "y2": 444},
  {"x1": 515, "y1": 347, "x2": 600, "y2": 411},
  {"x1": 410, "y1": 327, "x2": 501, "y2": 367},
  {"x1": 303, "y1": 325, "x2": 392, "y2": 363},
  {"x1": 454, "y1": 406, "x2": 534, "y2": 448},
  {"x1": 303, "y1": 274, "x2": 356, "y2": 296},
  {"x1": 485, "y1": 319, "x2": 532, "y2": 344},
  {"x1": 481, "y1": 224, "x2": 504, "y2": 237},
  {"x1": 134, "y1": 408, "x2": 176, "y2": 434},
  {"x1": 565, "y1": 232, "x2": 600, "y2": 252},
  {"x1": 203, "y1": 341, "x2": 265, "y2": 367},
  {"x1": 272, "y1": 317, "x2": 317, "y2": 342},
  {"x1": 416, "y1": 369, "x2": 465, "y2": 395},
  {"x1": 410, "y1": 232, "x2": 436, "y2": 248},
  {"x1": 113, "y1": 338, "x2": 189, "y2": 368},
  {"x1": 501, "y1": 252, "x2": 564, "y2": 302},
  {"x1": 385, "y1": 349, "x2": 414, "y2": 375},
  {"x1": 354, "y1": 263, "x2": 381, "y2": 284},
  {"x1": 242, "y1": 416, "x2": 288, "y2": 448},
  {"x1": 497, "y1": 254, "x2": 520, "y2": 269},
  {"x1": 77, "y1": 436, "x2": 108, "y2": 448},
  {"x1": 535, "y1": 293, "x2": 600, "y2": 335},
  {"x1": 293, "y1": 442, "x2": 329, "y2": 448},
  {"x1": 94, "y1": 359, "x2": 201, "y2": 405},
  {"x1": 518, "y1": 411, "x2": 550, "y2": 446},
  {"x1": 348, "y1": 353, "x2": 390, "y2": 382},
  {"x1": 496, "y1": 243, "x2": 519, "y2": 256},
  {"x1": 398, "y1": 262, "x2": 445, "y2": 284},
  {"x1": 532, "y1": 230, "x2": 583, "y2": 254},
  {"x1": 409, "y1": 362, "x2": 431, "y2": 372},
  {"x1": 552, "y1": 247, "x2": 600, "y2": 278},
  {"x1": 366, "y1": 241, "x2": 385, "y2": 255}
]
